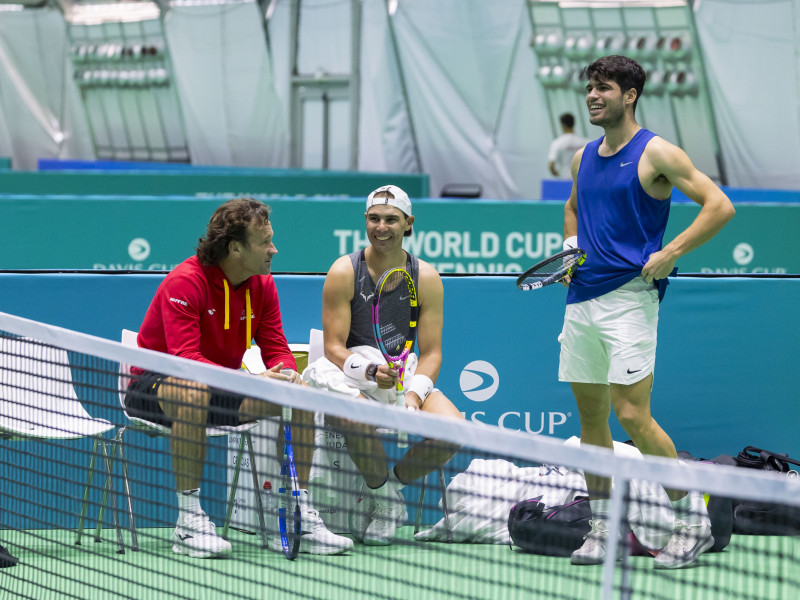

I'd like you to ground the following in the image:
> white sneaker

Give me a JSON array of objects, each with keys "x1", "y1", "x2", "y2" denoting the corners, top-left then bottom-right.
[
  {"x1": 654, "y1": 519, "x2": 714, "y2": 569},
  {"x1": 270, "y1": 490, "x2": 353, "y2": 555},
  {"x1": 570, "y1": 520, "x2": 621, "y2": 566},
  {"x1": 350, "y1": 483, "x2": 376, "y2": 543},
  {"x1": 172, "y1": 511, "x2": 232, "y2": 559},
  {"x1": 364, "y1": 486, "x2": 407, "y2": 546}
]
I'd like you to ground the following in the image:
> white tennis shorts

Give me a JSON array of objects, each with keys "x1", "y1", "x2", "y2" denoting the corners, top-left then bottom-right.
[{"x1": 558, "y1": 277, "x2": 659, "y2": 385}]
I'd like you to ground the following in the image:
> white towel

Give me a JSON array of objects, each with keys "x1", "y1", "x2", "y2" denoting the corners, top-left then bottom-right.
[
  {"x1": 302, "y1": 344, "x2": 417, "y2": 405},
  {"x1": 415, "y1": 437, "x2": 675, "y2": 549}
]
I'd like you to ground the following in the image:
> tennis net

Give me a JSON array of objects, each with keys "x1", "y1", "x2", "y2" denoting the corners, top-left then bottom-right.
[{"x1": 0, "y1": 310, "x2": 798, "y2": 600}]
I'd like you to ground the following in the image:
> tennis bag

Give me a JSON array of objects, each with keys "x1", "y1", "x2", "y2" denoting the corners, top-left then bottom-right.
[
  {"x1": 508, "y1": 496, "x2": 591, "y2": 556},
  {"x1": 728, "y1": 447, "x2": 800, "y2": 536},
  {"x1": 703, "y1": 447, "x2": 800, "y2": 539}
]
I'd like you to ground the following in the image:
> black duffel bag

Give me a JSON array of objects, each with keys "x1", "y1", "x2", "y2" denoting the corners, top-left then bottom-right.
[
  {"x1": 508, "y1": 496, "x2": 591, "y2": 557},
  {"x1": 730, "y1": 447, "x2": 800, "y2": 535},
  {"x1": 710, "y1": 447, "x2": 800, "y2": 537}
]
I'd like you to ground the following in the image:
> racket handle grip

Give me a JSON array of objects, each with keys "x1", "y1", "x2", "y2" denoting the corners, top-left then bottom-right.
[
  {"x1": 395, "y1": 388, "x2": 404, "y2": 409},
  {"x1": 396, "y1": 388, "x2": 408, "y2": 448}
]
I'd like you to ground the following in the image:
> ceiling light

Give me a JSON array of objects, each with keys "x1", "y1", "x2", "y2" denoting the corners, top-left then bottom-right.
[{"x1": 69, "y1": 2, "x2": 161, "y2": 25}]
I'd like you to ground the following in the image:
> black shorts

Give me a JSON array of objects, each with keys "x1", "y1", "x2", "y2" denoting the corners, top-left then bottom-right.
[{"x1": 124, "y1": 371, "x2": 245, "y2": 428}]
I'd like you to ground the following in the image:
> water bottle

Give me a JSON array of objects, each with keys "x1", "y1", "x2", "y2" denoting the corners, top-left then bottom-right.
[{"x1": 261, "y1": 480, "x2": 279, "y2": 539}]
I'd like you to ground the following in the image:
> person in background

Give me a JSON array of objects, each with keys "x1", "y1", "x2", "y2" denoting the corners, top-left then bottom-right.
[{"x1": 548, "y1": 112, "x2": 592, "y2": 179}]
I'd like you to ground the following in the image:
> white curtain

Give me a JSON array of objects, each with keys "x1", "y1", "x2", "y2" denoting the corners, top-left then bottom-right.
[
  {"x1": 358, "y1": 0, "x2": 420, "y2": 175},
  {"x1": 370, "y1": 0, "x2": 551, "y2": 199},
  {"x1": 0, "y1": 1, "x2": 798, "y2": 194},
  {"x1": 0, "y1": 9, "x2": 92, "y2": 170},
  {"x1": 694, "y1": 0, "x2": 800, "y2": 189},
  {"x1": 212, "y1": 0, "x2": 552, "y2": 197},
  {"x1": 164, "y1": 3, "x2": 289, "y2": 167}
]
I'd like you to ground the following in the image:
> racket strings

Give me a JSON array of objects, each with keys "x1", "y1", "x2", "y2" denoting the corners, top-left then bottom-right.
[
  {"x1": 518, "y1": 251, "x2": 584, "y2": 286},
  {"x1": 377, "y1": 273, "x2": 412, "y2": 356}
]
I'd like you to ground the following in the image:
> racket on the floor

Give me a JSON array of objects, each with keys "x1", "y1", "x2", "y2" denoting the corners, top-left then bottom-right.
[
  {"x1": 516, "y1": 248, "x2": 586, "y2": 291},
  {"x1": 277, "y1": 406, "x2": 301, "y2": 560},
  {"x1": 372, "y1": 267, "x2": 418, "y2": 448}
]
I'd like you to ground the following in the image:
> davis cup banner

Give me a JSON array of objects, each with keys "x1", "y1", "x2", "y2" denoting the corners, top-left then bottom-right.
[{"x1": 1, "y1": 196, "x2": 796, "y2": 274}]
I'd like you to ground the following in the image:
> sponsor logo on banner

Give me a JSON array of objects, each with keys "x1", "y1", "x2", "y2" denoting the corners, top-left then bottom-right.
[
  {"x1": 459, "y1": 360, "x2": 499, "y2": 402},
  {"x1": 459, "y1": 360, "x2": 572, "y2": 435},
  {"x1": 128, "y1": 237, "x2": 151, "y2": 261},
  {"x1": 333, "y1": 229, "x2": 564, "y2": 273},
  {"x1": 733, "y1": 243, "x2": 753, "y2": 266},
  {"x1": 700, "y1": 241, "x2": 786, "y2": 274},
  {"x1": 468, "y1": 410, "x2": 572, "y2": 435},
  {"x1": 93, "y1": 262, "x2": 180, "y2": 270},
  {"x1": 92, "y1": 236, "x2": 179, "y2": 270}
]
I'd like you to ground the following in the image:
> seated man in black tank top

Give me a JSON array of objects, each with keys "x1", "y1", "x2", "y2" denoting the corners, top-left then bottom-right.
[{"x1": 317, "y1": 185, "x2": 464, "y2": 546}]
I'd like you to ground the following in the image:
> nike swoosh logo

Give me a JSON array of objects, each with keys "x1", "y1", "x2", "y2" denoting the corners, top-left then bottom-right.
[
  {"x1": 620, "y1": 161, "x2": 633, "y2": 167},
  {"x1": 178, "y1": 534, "x2": 193, "y2": 541},
  {"x1": 349, "y1": 364, "x2": 360, "y2": 369},
  {"x1": 399, "y1": 295, "x2": 409, "y2": 301},
  {"x1": 627, "y1": 369, "x2": 642, "y2": 374}
]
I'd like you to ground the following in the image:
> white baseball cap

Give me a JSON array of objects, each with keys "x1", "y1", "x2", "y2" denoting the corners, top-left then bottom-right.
[{"x1": 366, "y1": 184, "x2": 412, "y2": 217}]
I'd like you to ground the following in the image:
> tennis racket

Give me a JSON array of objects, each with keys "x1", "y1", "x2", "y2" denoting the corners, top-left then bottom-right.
[
  {"x1": 277, "y1": 406, "x2": 301, "y2": 560},
  {"x1": 372, "y1": 267, "x2": 419, "y2": 448},
  {"x1": 516, "y1": 248, "x2": 586, "y2": 291}
]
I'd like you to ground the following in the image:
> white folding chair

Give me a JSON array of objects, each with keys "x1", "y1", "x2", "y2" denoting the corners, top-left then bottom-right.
[
  {"x1": 218, "y1": 341, "x2": 309, "y2": 536},
  {"x1": 305, "y1": 329, "x2": 451, "y2": 539},
  {"x1": 77, "y1": 330, "x2": 269, "y2": 551},
  {"x1": 0, "y1": 336, "x2": 123, "y2": 552}
]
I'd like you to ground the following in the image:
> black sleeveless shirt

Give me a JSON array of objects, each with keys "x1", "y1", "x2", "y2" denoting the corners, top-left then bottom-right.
[{"x1": 345, "y1": 249, "x2": 420, "y2": 349}]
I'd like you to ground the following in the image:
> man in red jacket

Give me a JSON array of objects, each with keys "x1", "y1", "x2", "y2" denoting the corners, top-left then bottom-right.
[{"x1": 125, "y1": 198, "x2": 352, "y2": 558}]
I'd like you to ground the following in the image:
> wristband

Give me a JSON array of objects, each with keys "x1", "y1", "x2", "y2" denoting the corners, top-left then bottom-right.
[
  {"x1": 343, "y1": 353, "x2": 369, "y2": 385},
  {"x1": 563, "y1": 235, "x2": 578, "y2": 251},
  {"x1": 406, "y1": 374, "x2": 434, "y2": 404}
]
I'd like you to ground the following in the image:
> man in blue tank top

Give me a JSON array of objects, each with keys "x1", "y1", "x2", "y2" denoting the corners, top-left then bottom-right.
[
  {"x1": 559, "y1": 56, "x2": 735, "y2": 569},
  {"x1": 310, "y1": 185, "x2": 463, "y2": 546}
]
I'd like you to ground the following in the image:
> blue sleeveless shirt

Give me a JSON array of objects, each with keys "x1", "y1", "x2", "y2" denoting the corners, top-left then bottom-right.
[{"x1": 567, "y1": 128, "x2": 670, "y2": 304}]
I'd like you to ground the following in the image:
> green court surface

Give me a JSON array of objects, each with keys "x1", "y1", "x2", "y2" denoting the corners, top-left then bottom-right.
[{"x1": 1, "y1": 527, "x2": 797, "y2": 599}]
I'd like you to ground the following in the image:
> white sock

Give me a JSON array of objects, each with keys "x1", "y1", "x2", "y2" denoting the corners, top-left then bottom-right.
[
  {"x1": 177, "y1": 488, "x2": 202, "y2": 517},
  {"x1": 589, "y1": 498, "x2": 611, "y2": 521},
  {"x1": 672, "y1": 492, "x2": 706, "y2": 526},
  {"x1": 671, "y1": 493, "x2": 692, "y2": 522},
  {"x1": 367, "y1": 467, "x2": 404, "y2": 496}
]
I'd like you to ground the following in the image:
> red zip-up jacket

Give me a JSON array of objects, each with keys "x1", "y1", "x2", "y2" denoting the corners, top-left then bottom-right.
[{"x1": 134, "y1": 256, "x2": 296, "y2": 373}]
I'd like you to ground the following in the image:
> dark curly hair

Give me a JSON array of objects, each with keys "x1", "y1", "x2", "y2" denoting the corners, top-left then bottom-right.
[
  {"x1": 196, "y1": 198, "x2": 271, "y2": 265},
  {"x1": 586, "y1": 55, "x2": 646, "y2": 114}
]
